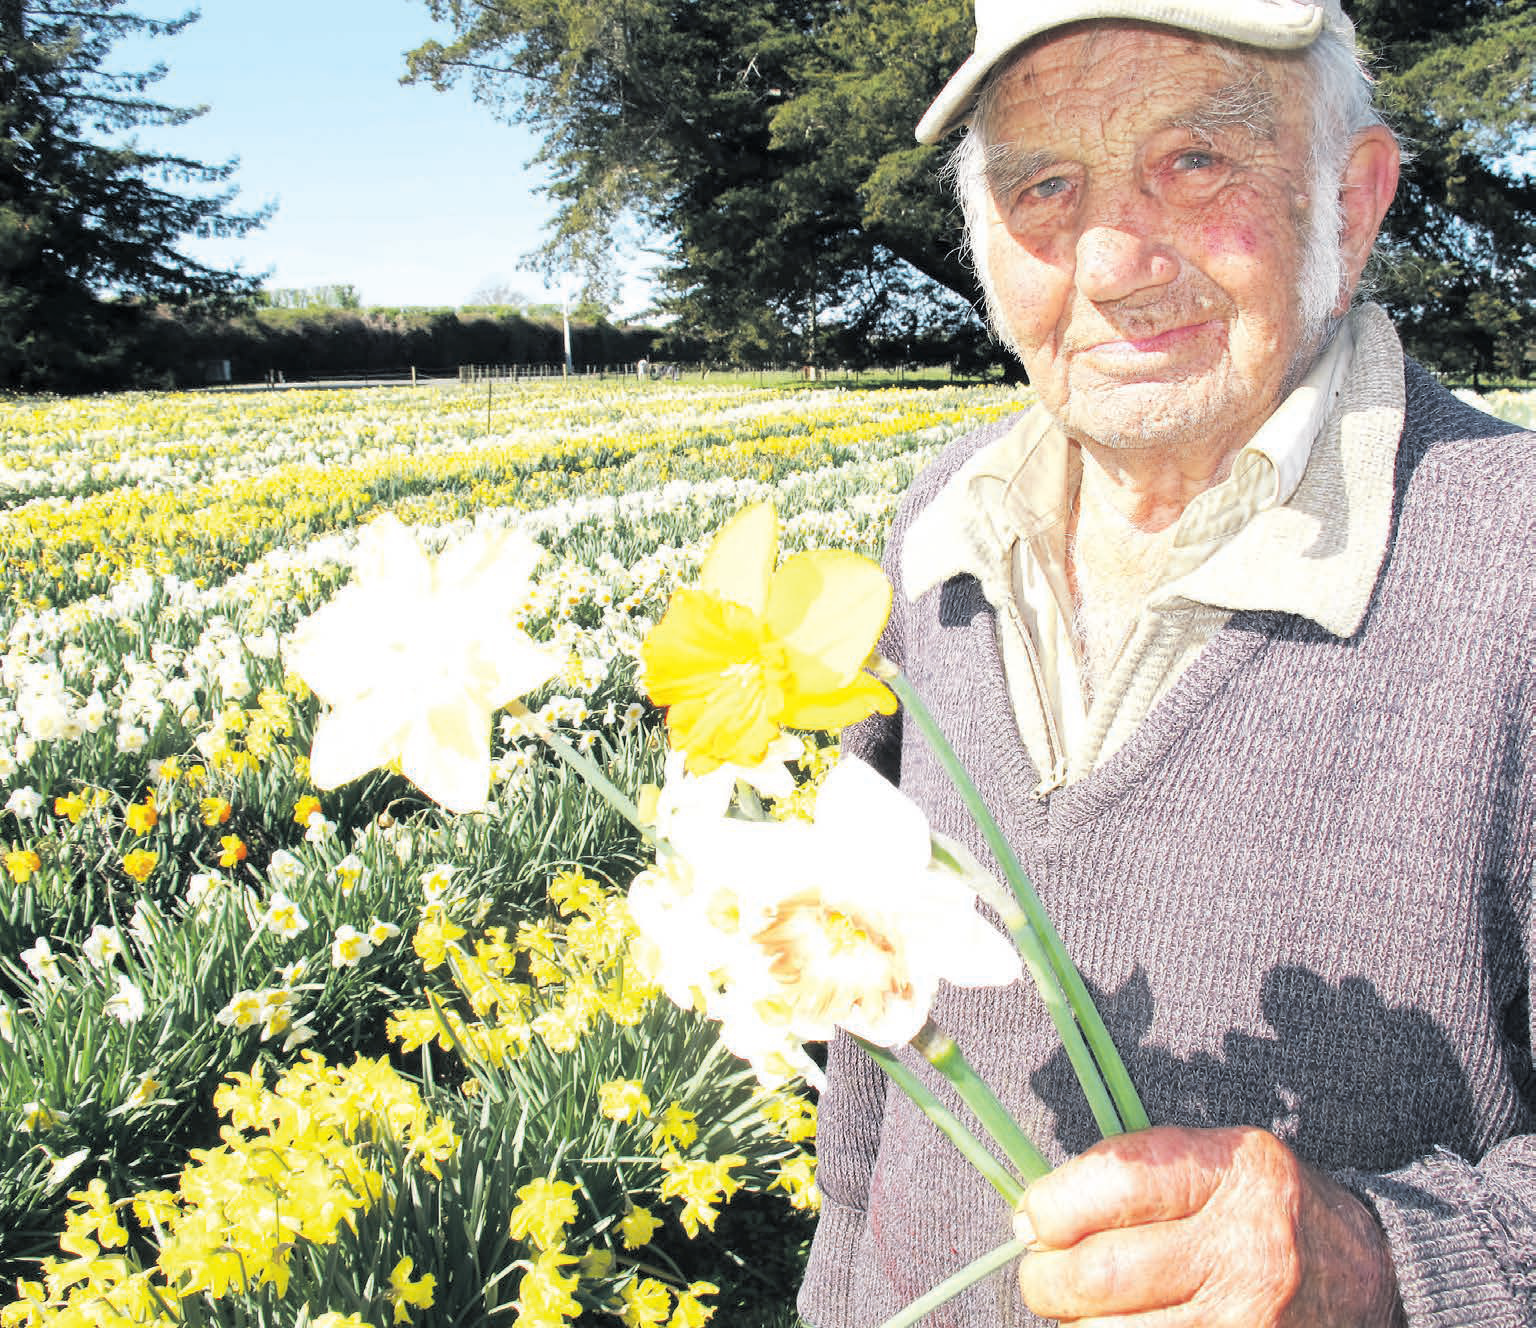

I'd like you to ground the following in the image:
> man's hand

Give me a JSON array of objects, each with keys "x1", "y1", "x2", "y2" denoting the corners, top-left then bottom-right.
[{"x1": 1014, "y1": 1125, "x2": 1405, "y2": 1326}]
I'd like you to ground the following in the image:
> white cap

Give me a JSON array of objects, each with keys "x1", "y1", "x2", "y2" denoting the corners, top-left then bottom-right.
[{"x1": 916, "y1": 0, "x2": 1351, "y2": 143}]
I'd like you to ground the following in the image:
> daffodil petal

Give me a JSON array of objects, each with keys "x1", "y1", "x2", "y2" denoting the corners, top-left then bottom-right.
[
  {"x1": 779, "y1": 668, "x2": 896, "y2": 733},
  {"x1": 400, "y1": 699, "x2": 493, "y2": 813},
  {"x1": 699, "y1": 503, "x2": 776, "y2": 614},
  {"x1": 307, "y1": 696, "x2": 410, "y2": 791},
  {"x1": 765, "y1": 549, "x2": 892, "y2": 681},
  {"x1": 814, "y1": 757, "x2": 930, "y2": 867}
]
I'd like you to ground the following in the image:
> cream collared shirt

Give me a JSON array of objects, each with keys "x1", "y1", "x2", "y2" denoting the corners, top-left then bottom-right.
[{"x1": 901, "y1": 304, "x2": 1407, "y2": 792}]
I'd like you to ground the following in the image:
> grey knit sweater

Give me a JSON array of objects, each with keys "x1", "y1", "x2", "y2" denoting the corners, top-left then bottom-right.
[{"x1": 797, "y1": 362, "x2": 1536, "y2": 1327}]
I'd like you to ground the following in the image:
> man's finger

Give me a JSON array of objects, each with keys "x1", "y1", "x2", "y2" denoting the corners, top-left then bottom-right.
[
  {"x1": 1017, "y1": 1219, "x2": 1203, "y2": 1321},
  {"x1": 1018, "y1": 1126, "x2": 1235, "y2": 1248}
]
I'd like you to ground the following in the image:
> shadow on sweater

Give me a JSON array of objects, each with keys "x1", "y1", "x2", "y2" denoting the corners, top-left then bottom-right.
[{"x1": 1031, "y1": 964, "x2": 1480, "y2": 1174}]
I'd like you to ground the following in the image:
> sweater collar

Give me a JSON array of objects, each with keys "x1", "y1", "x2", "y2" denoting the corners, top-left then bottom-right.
[{"x1": 901, "y1": 303, "x2": 1405, "y2": 641}]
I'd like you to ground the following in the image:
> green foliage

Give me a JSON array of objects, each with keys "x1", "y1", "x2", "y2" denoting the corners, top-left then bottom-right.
[
  {"x1": 0, "y1": 0, "x2": 268, "y2": 393},
  {"x1": 1354, "y1": 0, "x2": 1536, "y2": 383},
  {"x1": 406, "y1": 0, "x2": 1535, "y2": 378}
]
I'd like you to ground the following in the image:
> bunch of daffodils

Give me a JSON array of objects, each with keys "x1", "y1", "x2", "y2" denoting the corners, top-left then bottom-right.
[{"x1": 277, "y1": 500, "x2": 1148, "y2": 1327}]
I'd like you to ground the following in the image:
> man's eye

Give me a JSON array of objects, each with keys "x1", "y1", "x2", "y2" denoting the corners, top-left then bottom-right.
[
  {"x1": 1173, "y1": 149, "x2": 1216, "y2": 172},
  {"x1": 1026, "y1": 175, "x2": 1071, "y2": 200}
]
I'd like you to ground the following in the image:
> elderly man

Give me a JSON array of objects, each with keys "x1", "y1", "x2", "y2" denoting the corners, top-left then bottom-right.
[{"x1": 798, "y1": 2, "x2": 1535, "y2": 1325}]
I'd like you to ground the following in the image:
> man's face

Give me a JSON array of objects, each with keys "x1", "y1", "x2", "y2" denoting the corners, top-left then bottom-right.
[{"x1": 979, "y1": 26, "x2": 1324, "y2": 458}]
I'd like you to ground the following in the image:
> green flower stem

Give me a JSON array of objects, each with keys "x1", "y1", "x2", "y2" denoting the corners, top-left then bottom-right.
[
  {"x1": 909, "y1": 1020, "x2": 1051, "y2": 1184},
  {"x1": 528, "y1": 716, "x2": 657, "y2": 846},
  {"x1": 853, "y1": 1035, "x2": 1026, "y2": 1205},
  {"x1": 876, "y1": 1235, "x2": 1033, "y2": 1328},
  {"x1": 890, "y1": 673, "x2": 1149, "y2": 1135}
]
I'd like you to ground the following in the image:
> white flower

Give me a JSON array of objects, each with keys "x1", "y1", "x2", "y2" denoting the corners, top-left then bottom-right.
[
  {"x1": 82, "y1": 924, "x2": 124, "y2": 969},
  {"x1": 330, "y1": 925, "x2": 374, "y2": 968},
  {"x1": 19, "y1": 937, "x2": 62, "y2": 987},
  {"x1": 331, "y1": 853, "x2": 365, "y2": 894},
  {"x1": 116, "y1": 725, "x2": 147, "y2": 754},
  {"x1": 629, "y1": 757, "x2": 1021, "y2": 1075},
  {"x1": 366, "y1": 919, "x2": 401, "y2": 946},
  {"x1": 261, "y1": 892, "x2": 309, "y2": 940},
  {"x1": 0, "y1": 1003, "x2": 15, "y2": 1044},
  {"x1": 285, "y1": 515, "x2": 564, "y2": 814},
  {"x1": 5, "y1": 786, "x2": 42, "y2": 820},
  {"x1": 304, "y1": 813, "x2": 337, "y2": 843},
  {"x1": 104, "y1": 975, "x2": 147, "y2": 1025},
  {"x1": 266, "y1": 849, "x2": 304, "y2": 889}
]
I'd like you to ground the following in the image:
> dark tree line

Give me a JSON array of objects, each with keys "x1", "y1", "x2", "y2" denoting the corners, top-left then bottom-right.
[
  {"x1": 407, "y1": 0, "x2": 1536, "y2": 380},
  {"x1": 0, "y1": 1, "x2": 267, "y2": 391}
]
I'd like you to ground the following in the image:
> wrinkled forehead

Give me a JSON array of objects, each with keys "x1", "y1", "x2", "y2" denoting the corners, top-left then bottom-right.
[{"x1": 980, "y1": 21, "x2": 1301, "y2": 145}]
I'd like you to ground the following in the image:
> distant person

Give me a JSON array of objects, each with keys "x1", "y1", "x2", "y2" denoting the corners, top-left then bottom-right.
[
  {"x1": 799, "y1": 1, "x2": 1536, "y2": 1325},
  {"x1": 637, "y1": 357, "x2": 649, "y2": 381}
]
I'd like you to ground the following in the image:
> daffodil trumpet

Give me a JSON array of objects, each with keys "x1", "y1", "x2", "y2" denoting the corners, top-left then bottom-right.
[
  {"x1": 875, "y1": 1235, "x2": 1034, "y2": 1328},
  {"x1": 888, "y1": 671, "x2": 1150, "y2": 1135}
]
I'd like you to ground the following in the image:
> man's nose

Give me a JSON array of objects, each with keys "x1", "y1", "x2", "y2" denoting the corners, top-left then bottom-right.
[{"x1": 1074, "y1": 194, "x2": 1178, "y2": 302}]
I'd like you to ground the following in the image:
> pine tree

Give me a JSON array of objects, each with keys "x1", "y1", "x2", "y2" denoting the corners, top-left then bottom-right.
[{"x1": 0, "y1": 1, "x2": 267, "y2": 391}]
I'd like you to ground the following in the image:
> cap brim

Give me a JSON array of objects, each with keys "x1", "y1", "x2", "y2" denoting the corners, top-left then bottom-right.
[{"x1": 915, "y1": 0, "x2": 1331, "y2": 144}]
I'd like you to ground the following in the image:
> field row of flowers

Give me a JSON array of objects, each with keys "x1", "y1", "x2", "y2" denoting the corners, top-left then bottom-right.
[
  {"x1": 0, "y1": 377, "x2": 1028, "y2": 1328},
  {"x1": 3, "y1": 375, "x2": 1529, "y2": 1328}
]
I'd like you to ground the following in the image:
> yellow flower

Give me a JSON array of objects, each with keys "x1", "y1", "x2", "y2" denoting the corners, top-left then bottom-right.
[
  {"x1": 411, "y1": 917, "x2": 465, "y2": 970},
  {"x1": 620, "y1": 1276, "x2": 671, "y2": 1327},
  {"x1": 200, "y1": 796, "x2": 233, "y2": 826},
  {"x1": 4, "y1": 849, "x2": 41, "y2": 884},
  {"x1": 124, "y1": 799, "x2": 158, "y2": 834},
  {"x1": 770, "y1": 1156, "x2": 820, "y2": 1211},
  {"x1": 285, "y1": 515, "x2": 563, "y2": 814},
  {"x1": 669, "y1": 1282, "x2": 719, "y2": 1328},
  {"x1": 514, "y1": 1245, "x2": 582, "y2": 1326},
  {"x1": 53, "y1": 791, "x2": 88, "y2": 824},
  {"x1": 641, "y1": 503, "x2": 895, "y2": 772},
  {"x1": 121, "y1": 848, "x2": 158, "y2": 883},
  {"x1": 651, "y1": 1103, "x2": 698, "y2": 1153},
  {"x1": 658, "y1": 1153, "x2": 745, "y2": 1238},
  {"x1": 292, "y1": 794, "x2": 322, "y2": 826},
  {"x1": 508, "y1": 1177, "x2": 579, "y2": 1249},
  {"x1": 218, "y1": 834, "x2": 248, "y2": 867},
  {"x1": 312, "y1": 1315, "x2": 374, "y2": 1328},
  {"x1": 548, "y1": 866, "x2": 604, "y2": 916},
  {"x1": 618, "y1": 1205, "x2": 662, "y2": 1250},
  {"x1": 387, "y1": 1256, "x2": 436, "y2": 1324},
  {"x1": 597, "y1": 1079, "x2": 652, "y2": 1123}
]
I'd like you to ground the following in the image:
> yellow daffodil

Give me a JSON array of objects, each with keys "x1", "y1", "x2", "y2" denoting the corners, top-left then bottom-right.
[
  {"x1": 386, "y1": 1257, "x2": 436, "y2": 1324},
  {"x1": 617, "y1": 1205, "x2": 662, "y2": 1250},
  {"x1": 508, "y1": 1177, "x2": 579, "y2": 1250},
  {"x1": 121, "y1": 849, "x2": 158, "y2": 883},
  {"x1": 641, "y1": 503, "x2": 895, "y2": 772},
  {"x1": 285, "y1": 515, "x2": 563, "y2": 814},
  {"x1": 597, "y1": 1079, "x2": 652, "y2": 1123},
  {"x1": 4, "y1": 849, "x2": 41, "y2": 884},
  {"x1": 619, "y1": 1276, "x2": 671, "y2": 1327},
  {"x1": 669, "y1": 1282, "x2": 719, "y2": 1328},
  {"x1": 199, "y1": 796, "x2": 232, "y2": 826},
  {"x1": 124, "y1": 799, "x2": 157, "y2": 834}
]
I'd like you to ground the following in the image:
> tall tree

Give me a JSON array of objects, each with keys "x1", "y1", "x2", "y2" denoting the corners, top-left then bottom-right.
[
  {"x1": 408, "y1": 0, "x2": 1535, "y2": 377},
  {"x1": 0, "y1": 1, "x2": 267, "y2": 392},
  {"x1": 1353, "y1": 0, "x2": 1536, "y2": 384}
]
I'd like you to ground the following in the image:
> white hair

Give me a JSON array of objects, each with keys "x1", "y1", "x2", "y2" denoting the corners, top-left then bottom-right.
[{"x1": 946, "y1": 21, "x2": 1394, "y2": 360}]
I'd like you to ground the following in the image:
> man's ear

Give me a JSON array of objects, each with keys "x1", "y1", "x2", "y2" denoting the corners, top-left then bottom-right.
[{"x1": 1335, "y1": 125, "x2": 1400, "y2": 314}]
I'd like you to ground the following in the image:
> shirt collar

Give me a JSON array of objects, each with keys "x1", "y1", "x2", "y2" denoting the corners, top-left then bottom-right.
[{"x1": 901, "y1": 303, "x2": 1405, "y2": 639}]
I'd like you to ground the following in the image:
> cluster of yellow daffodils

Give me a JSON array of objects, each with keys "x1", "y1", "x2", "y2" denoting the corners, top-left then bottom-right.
[{"x1": 2, "y1": 1053, "x2": 455, "y2": 1328}]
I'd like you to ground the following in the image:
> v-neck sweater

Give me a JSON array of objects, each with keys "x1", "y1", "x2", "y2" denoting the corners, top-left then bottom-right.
[{"x1": 797, "y1": 358, "x2": 1536, "y2": 1327}]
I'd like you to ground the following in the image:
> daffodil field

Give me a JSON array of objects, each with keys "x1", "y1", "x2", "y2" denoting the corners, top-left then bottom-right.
[
  {"x1": 3, "y1": 375, "x2": 1531, "y2": 1328},
  {"x1": 0, "y1": 376, "x2": 1039, "y2": 1328}
]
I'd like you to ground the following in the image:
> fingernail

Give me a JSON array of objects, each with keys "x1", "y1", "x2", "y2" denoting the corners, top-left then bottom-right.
[{"x1": 1012, "y1": 1208, "x2": 1037, "y2": 1248}]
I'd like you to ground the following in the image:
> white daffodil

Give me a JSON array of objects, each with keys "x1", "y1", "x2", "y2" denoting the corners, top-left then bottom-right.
[
  {"x1": 628, "y1": 756, "x2": 1022, "y2": 1075},
  {"x1": 285, "y1": 515, "x2": 564, "y2": 814},
  {"x1": 103, "y1": 975, "x2": 147, "y2": 1025},
  {"x1": 82, "y1": 924, "x2": 124, "y2": 969}
]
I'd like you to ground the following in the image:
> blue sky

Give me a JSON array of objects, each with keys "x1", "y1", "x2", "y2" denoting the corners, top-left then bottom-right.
[{"x1": 112, "y1": 0, "x2": 655, "y2": 311}]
